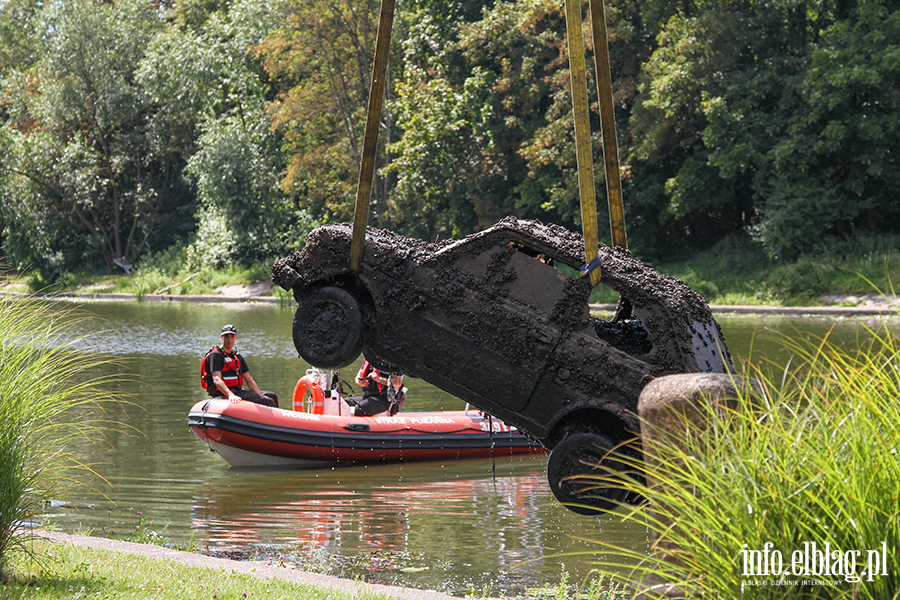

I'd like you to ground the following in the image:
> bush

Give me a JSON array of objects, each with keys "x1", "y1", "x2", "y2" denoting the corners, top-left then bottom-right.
[
  {"x1": 764, "y1": 258, "x2": 838, "y2": 303},
  {"x1": 0, "y1": 297, "x2": 122, "y2": 576},
  {"x1": 112, "y1": 267, "x2": 174, "y2": 298},
  {"x1": 588, "y1": 323, "x2": 900, "y2": 598},
  {"x1": 674, "y1": 268, "x2": 720, "y2": 302}
]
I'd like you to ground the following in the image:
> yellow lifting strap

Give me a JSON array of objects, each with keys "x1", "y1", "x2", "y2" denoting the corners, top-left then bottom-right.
[
  {"x1": 564, "y1": 0, "x2": 602, "y2": 287},
  {"x1": 589, "y1": 0, "x2": 627, "y2": 251},
  {"x1": 566, "y1": 0, "x2": 627, "y2": 286},
  {"x1": 349, "y1": 0, "x2": 396, "y2": 274}
]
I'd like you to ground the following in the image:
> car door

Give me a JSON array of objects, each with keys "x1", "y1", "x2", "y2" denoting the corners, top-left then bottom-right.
[{"x1": 372, "y1": 233, "x2": 571, "y2": 420}]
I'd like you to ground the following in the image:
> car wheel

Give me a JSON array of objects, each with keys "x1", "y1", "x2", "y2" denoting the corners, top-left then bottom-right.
[
  {"x1": 547, "y1": 430, "x2": 633, "y2": 515},
  {"x1": 293, "y1": 286, "x2": 366, "y2": 369}
]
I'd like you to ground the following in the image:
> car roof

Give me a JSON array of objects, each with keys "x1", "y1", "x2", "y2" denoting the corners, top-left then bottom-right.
[{"x1": 433, "y1": 216, "x2": 586, "y2": 270}]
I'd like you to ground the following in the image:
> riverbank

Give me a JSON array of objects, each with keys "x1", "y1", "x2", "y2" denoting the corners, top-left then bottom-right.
[
  {"x1": 12, "y1": 531, "x2": 628, "y2": 600},
  {"x1": 3, "y1": 241, "x2": 899, "y2": 315},
  {"x1": 2, "y1": 284, "x2": 897, "y2": 317},
  {"x1": 5, "y1": 531, "x2": 463, "y2": 600},
  {"x1": 5, "y1": 231, "x2": 898, "y2": 310},
  {"x1": 26, "y1": 530, "x2": 461, "y2": 600}
]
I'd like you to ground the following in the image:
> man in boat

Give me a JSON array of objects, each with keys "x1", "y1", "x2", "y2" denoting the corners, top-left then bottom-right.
[
  {"x1": 205, "y1": 324, "x2": 279, "y2": 408},
  {"x1": 345, "y1": 360, "x2": 404, "y2": 416}
]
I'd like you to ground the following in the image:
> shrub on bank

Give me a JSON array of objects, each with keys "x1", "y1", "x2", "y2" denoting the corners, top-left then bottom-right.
[
  {"x1": 658, "y1": 231, "x2": 900, "y2": 305},
  {"x1": 106, "y1": 262, "x2": 275, "y2": 298},
  {"x1": 587, "y1": 324, "x2": 900, "y2": 598},
  {"x1": 0, "y1": 298, "x2": 122, "y2": 577}
]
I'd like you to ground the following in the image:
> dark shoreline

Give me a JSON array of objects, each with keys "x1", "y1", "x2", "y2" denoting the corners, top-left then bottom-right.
[{"x1": 2, "y1": 289, "x2": 897, "y2": 317}]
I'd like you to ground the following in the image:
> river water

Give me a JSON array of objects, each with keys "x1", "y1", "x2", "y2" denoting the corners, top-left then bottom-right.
[{"x1": 40, "y1": 299, "x2": 897, "y2": 596}]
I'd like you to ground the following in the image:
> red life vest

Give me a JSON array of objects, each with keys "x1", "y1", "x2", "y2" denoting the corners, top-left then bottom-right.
[
  {"x1": 359, "y1": 360, "x2": 385, "y2": 396},
  {"x1": 200, "y1": 347, "x2": 244, "y2": 391}
]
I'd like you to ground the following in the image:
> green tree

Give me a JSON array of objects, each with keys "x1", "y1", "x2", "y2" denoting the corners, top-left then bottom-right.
[
  {"x1": 139, "y1": 0, "x2": 304, "y2": 265},
  {"x1": 167, "y1": 0, "x2": 230, "y2": 32},
  {"x1": 517, "y1": 0, "x2": 653, "y2": 236},
  {"x1": 0, "y1": 0, "x2": 40, "y2": 73},
  {"x1": 390, "y1": 0, "x2": 569, "y2": 241},
  {"x1": 389, "y1": 0, "x2": 652, "y2": 243},
  {"x1": 256, "y1": 0, "x2": 397, "y2": 227},
  {"x1": 626, "y1": 0, "x2": 809, "y2": 257},
  {"x1": 764, "y1": 0, "x2": 900, "y2": 259},
  {"x1": 0, "y1": 0, "x2": 192, "y2": 279},
  {"x1": 186, "y1": 103, "x2": 306, "y2": 264},
  {"x1": 626, "y1": 0, "x2": 900, "y2": 260}
]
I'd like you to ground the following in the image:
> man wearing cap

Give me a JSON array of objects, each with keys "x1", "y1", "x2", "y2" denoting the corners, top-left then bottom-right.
[{"x1": 206, "y1": 324, "x2": 278, "y2": 408}]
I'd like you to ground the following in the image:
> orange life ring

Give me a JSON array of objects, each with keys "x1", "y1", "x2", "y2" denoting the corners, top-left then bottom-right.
[{"x1": 293, "y1": 374, "x2": 325, "y2": 414}]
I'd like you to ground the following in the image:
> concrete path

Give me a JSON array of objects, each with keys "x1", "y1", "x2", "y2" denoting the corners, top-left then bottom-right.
[{"x1": 34, "y1": 530, "x2": 463, "y2": 600}]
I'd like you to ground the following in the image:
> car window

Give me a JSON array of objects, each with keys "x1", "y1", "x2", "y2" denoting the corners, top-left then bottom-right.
[
  {"x1": 451, "y1": 240, "x2": 574, "y2": 315},
  {"x1": 500, "y1": 247, "x2": 572, "y2": 313}
]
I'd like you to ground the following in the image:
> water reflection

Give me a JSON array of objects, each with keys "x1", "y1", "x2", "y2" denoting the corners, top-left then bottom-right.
[
  {"x1": 189, "y1": 458, "x2": 648, "y2": 593},
  {"x1": 64, "y1": 300, "x2": 296, "y2": 358}
]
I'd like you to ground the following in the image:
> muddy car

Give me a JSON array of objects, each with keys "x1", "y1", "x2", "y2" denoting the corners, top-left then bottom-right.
[{"x1": 272, "y1": 217, "x2": 730, "y2": 513}]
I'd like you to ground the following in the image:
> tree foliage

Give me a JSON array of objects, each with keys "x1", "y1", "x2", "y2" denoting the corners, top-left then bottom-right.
[
  {"x1": 139, "y1": 0, "x2": 306, "y2": 266},
  {"x1": 0, "y1": 0, "x2": 897, "y2": 276},
  {"x1": 765, "y1": 0, "x2": 900, "y2": 259},
  {"x1": 255, "y1": 0, "x2": 396, "y2": 227},
  {"x1": 0, "y1": 0, "x2": 190, "y2": 278},
  {"x1": 389, "y1": 0, "x2": 569, "y2": 241},
  {"x1": 628, "y1": 0, "x2": 900, "y2": 259}
]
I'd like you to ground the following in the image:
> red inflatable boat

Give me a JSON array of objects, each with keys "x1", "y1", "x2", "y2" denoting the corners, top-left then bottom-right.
[{"x1": 189, "y1": 370, "x2": 544, "y2": 467}]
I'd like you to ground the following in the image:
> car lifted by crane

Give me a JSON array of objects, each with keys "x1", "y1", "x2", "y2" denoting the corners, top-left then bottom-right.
[
  {"x1": 272, "y1": 0, "x2": 732, "y2": 514},
  {"x1": 272, "y1": 218, "x2": 730, "y2": 514}
]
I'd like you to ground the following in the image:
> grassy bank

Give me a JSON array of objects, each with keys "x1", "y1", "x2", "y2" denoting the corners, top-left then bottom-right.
[
  {"x1": 1, "y1": 539, "x2": 393, "y2": 600},
  {"x1": 0, "y1": 538, "x2": 632, "y2": 600},
  {"x1": 651, "y1": 231, "x2": 900, "y2": 306},
  {"x1": 583, "y1": 322, "x2": 900, "y2": 597},
  {"x1": 1, "y1": 263, "x2": 288, "y2": 300},
  {"x1": 587, "y1": 231, "x2": 900, "y2": 306},
  {"x1": 5, "y1": 232, "x2": 897, "y2": 307},
  {"x1": 0, "y1": 298, "x2": 126, "y2": 580}
]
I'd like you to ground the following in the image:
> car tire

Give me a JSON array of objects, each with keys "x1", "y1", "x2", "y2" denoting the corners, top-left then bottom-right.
[
  {"x1": 546, "y1": 430, "x2": 633, "y2": 515},
  {"x1": 293, "y1": 286, "x2": 366, "y2": 369}
]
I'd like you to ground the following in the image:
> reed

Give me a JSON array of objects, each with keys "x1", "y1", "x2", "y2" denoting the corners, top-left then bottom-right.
[
  {"x1": 0, "y1": 297, "x2": 122, "y2": 577},
  {"x1": 576, "y1": 321, "x2": 900, "y2": 598}
]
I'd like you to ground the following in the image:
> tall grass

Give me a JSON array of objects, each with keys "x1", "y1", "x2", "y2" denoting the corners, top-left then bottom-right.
[
  {"x1": 109, "y1": 262, "x2": 274, "y2": 297},
  {"x1": 0, "y1": 297, "x2": 122, "y2": 577},
  {"x1": 578, "y1": 323, "x2": 900, "y2": 598}
]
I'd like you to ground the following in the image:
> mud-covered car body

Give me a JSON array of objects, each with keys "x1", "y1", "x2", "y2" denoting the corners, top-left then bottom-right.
[{"x1": 273, "y1": 217, "x2": 730, "y2": 512}]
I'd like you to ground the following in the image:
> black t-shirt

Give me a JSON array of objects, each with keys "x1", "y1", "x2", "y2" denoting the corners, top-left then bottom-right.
[{"x1": 207, "y1": 348, "x2": 249, "y2": 395}]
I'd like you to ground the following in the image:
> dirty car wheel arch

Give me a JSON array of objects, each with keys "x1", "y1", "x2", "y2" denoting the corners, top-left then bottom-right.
[{"x1": 543, "y1": 407, "x2": 638, "y2": 450}]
